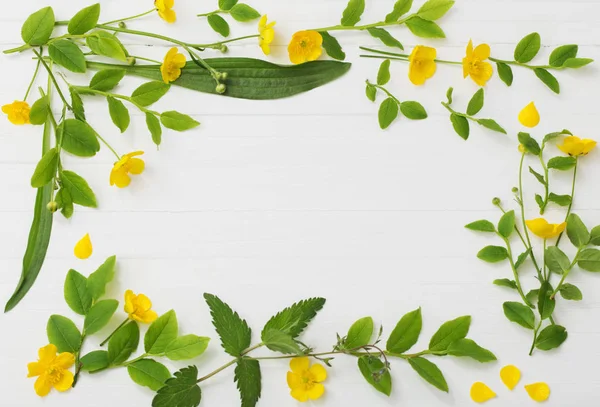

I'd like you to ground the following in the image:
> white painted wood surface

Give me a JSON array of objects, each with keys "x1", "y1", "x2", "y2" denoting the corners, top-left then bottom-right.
[{"x1": 1, "y1": 0, "x2": 600, "y2": 405}]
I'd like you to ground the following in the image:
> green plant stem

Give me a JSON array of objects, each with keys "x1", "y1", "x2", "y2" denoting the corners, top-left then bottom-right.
[
  {"x1": 118, "y1": 353, "x2": 149, "y2": 367},
  {"x1": 556, "y1": 158, "x2": 578, "y2": 246},
  {"x1": 490, "y1": 57, "x2": 562, "y2": 71},
  {"x1": 72, "y1": 86, "x2": 160, "y2": 116},
  {"x1": 440, "y1": 102, "x2": 479, "y2": 123},
  {"x1": 529, "y1": 321, "x2": 542, "y2": 355},
  {"x1": 310, "y1": 14, "x2": 415, "y2": 32},
  {"x1": 551, "y1": 248, "x2": 583, "y2": 298},
  {"x1": 24, "y1": 57, "x2": 42, "y2": 100},
  {"x1": 360, "y1": 49, "x2": 462, "y2": 66},
  {"x1": 502, "y1": 235, "x2": 534, "y2": 307},
  {"x1": 32, "y1": 49, "x2": 72, "y2": 111},
  {"x1": 495, "y1": 202, "x2": 529, "y2": 249},
  {"x1": 538, "y1": 155, "x2": 550, "y2": 215},
  {"x1": 197, "y1": 10, "x2": 221, "y2": 17},
  {"x1": 193, "y1": 34, "x2": 260, "y2": 48},
  {"x1": 101, "y1": 9, "x2": 156, "y2": 26},
  {"x1": 100, "y1": 317, "x2": 129, "y2": 346},
  {"x1": 72, "y1": 333, "x2": 87, "y2": 387},
  {"x1": 129, "y1": 55, "x2": 162, "y2": 64},
  {"x1": 366, "y1": 80, "x2": 401, "y2": 104},
  {"x1": 3, "y1": 34, "x2": 89, "y2": 54}
]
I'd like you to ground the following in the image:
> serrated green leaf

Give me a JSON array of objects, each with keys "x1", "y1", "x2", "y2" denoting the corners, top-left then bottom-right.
[
  {"x1": 386, "y1": 308, "x2": 422, "y2": 353},
  {"x1": 70, "y1": 88, "x2": 86, "y2": 121},
  {"x1": 205, "y1": 293, "x2": 251, "y2": 356},
  {"x1": 358, "y1": 356, "x2": 392, "y2": 396},
  {"x1": 477, "y1": 246, "x2": 508, "y2": 263},
  {"x1": 87, "y1": 255, "x2": 116, "y2": 301},
  {"x1": 64, "y1": 269, "x2": 92, "y2": 315},
  {"x1": 344, "y1": 317, "x2": 374, "y2": 349},
  {"x1": 47, "y1": 315, "x2": 82, "y2": 353},
  {"x1": 535, "y1": 325, "x2": 567, "y2": 350},
  {"x1": 262, "y1": 329, "x2": 302, "y2": 354},
  {"x1": 152, "y1": 366, "x2": 201, "y2": 407},
  {"x1": 31, "y1": 147, "x2": 58, "y2": 188},
  {"x1": 378, "y1": 97, "x2": 398, "y2": 129},
  {"x1": 515, "y1": 249, "x2": 531, "y2": 269},
  {"x1": 84, "y1": 299, "x2": 119, "y2": 335},
  {"x1": 367, "y1": 28, "x2": 403, "y2": 50},
  {"x1": 466, "y1": 88, "x2": 484, "y2": 116},
  {"x1": 503, "y1": 301, "x2": 535, "y2": 329},
  {"x1": 68, "y1": 3, "x2": 101, "y2": 35},
  {"x1": 165, "y1": 335, "x2": 210, "y2": 361},
  {"x1": 207, "y1": 14, "x2": 230, "y2": 37},
  {"x1": 108, "y1": 321, "x2": 139, "y2": 365},
  {"x1": 514, "y1": 32, "x2": 541, "y2": 63},
  {"x1": 262, "y1": 297, "x2": 325, "y2": 340},
  {"x1": 408, "y1": 357, "x2": 448, "y2": 392},
  {"x1": 321, "y1": 32, "x2": 346, "y2": 60},
  {"x1": 128, "y1": 359, "x2": 172, "y2": 391},
  {"x1": 429, "y1": 315, "x2": 470, "y2": 351},
  {"x1": 405, "y1": 16, "x2": 445, "y2": 38},
  {"x1": 447, "y1": 338, "x2": 496, "y2": 362},
  {"x1": 145, "y1": 310, "x2": 179, "y2": 355},
  {"x1": 235, "y1": 358, "x2": 261, "y2": 407},
  {"x1": 450, "y1": 113, "x2": 469, "y2": 140}
]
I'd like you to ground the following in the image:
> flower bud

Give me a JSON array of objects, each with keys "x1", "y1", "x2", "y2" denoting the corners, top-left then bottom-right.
[
  {"x1": 512, "y1": 187, "x2": 519, "y2": 194},
  {"x1": 47, "y1": 201, "x2": 58, "y2": 213},
  {"x1": 220, "y1": 72, "x2": 228, "y2": 80},
  {"x1": 518, "y1": 144, "x2": 526, "y2": 153},
  {"x1": 220, "y1": 44, "x2": 228, "y2": 53},
  {"x1": 118, "y1": 21, "x2": 127, "y2": 28},
  {"x1": 215, "y1": 83, "x2": 226, "y2": 94},
  {"x1": 126, "y1": 56, "x2": 136, "y2": 66},
  {"x1": 492, "y1": 197, "x2": 501, "y2": 206}
]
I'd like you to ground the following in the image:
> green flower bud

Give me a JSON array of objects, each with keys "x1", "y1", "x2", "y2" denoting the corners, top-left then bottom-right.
[
  {"x1": 512, "y1": 187, "x2": 519, "y2": 194},
  {"x1": 47, "y1": 201, "x2": 58, "y2": 213},
  {"x1": 215, "y1": 83, "x2": 226, "y2": 94},
  {"x1": 220, "y1": 44, "x2": 228, "y2": 53},
  {"x1": 126, "y1": 56, "x2": 136, "y2": 66},
  {"x1": 492, "y1": 197, "x2": 501, "y2": 206},
  {"x1": 220, "y1": 72, "x2": 228, "y2": 80},
  {"x1": 118, "y1": 21, "x2": 127, "y2": 29}
]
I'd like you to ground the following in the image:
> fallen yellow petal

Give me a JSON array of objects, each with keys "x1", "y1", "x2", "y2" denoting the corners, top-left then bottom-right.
[
  {"x1": 525, "y1": 382, "x2": 550, "y2": 402},
  {"x1": 518, "y1": 102, "x2": 540, "y2": 128},
  {"x1": 74, "y1": 233, "x2": 93, "y2": 259},
  {"x1": 500, "y1": 365, "x2": 521, "y2": 390},
  {"x1": 470, "y1": 382, "x2": 496, "y2": 403}
]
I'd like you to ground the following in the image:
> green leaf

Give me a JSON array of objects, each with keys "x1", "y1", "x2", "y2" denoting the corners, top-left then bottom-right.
[
  {"x1": 47, "y1": 315, "x2": 82, "y2": 353},
  {"x1": 538, "y1": 282, "x2": 555, "y2": 320},
  {"x1": 405, "y1": 16, "x2": 445, "y2": 38},
  {"x1": 498, "y1": 210, "x2": 515, "y2": 238},
  {"x1": 161, "y1": 111, "x2": 200, "y2": 131},
  {"x1": 235, "y1": 359, "x2": 261, "y2": 407},
  {"x1": 450, "y1": 113, "x2": 469, "y2": 140},
  {"x1": 534, "y1": 68, "x2": 560, "y2": 94},
  {"x1": 128, "y1": 359, "x2": 172, "y2": 391},
  {"x1": 367, "y1": 28, "x2": 403, "y2": 50},
  {"x1": 59, "y1": 119, "x2": 100, "y2": 157},
  {"x1": 31, "y1": 147, "x2": 58, "y2": 188},
  {"x1": 377, "y1": 60, "x2": 391, "y2": 86},
  {"x1": 378, "y1": 97, "x2": 399, "y2": 130},
  {"x1": 386, "y1": 307, "x2": 422, "y2": 353},
  {"x1": 429, "y1": 315, "x2": 470, "y2": 351},
  {"x1": 344, "y1": 316, "x2": 374, "y2": 349},
  {"x1": 68, "y1": 4, "x2": 100, "y2": 35},
  {"x1": 466, "y1": 88, "x2": 484, "y2": 116},
  {"x1": 493, "y1": 279, "x2": 517, "y2": 290},
  {"x1": 262, "y1": 297, "x2": 326, "y2": 339},
  {"x1": 29, "y1": 95, "x2": 50, "y2": 125},
  {"x1": 84, "y1": 299, "x2": 119, "y2": 335},
  {"x1": 543, "y1": 130, "x2": 570, "y2": 146},
  {"x1": 578, "y1": 248, "x2": 600, "y2": 272},
  {"x1": 408, "y1": 357, "x2": 448, "y2": 392},
  {"x1": 518, "y1": 132, "x2": 541, "y2": 155},
  {"x1": 60, "y1": 170, "x2": 97, "y2": 208},
  {"x1": 590, "y1": 225, "x2": 600, "y2": 246},
  {"x1": 400, "y1": 101, "x2": 428, "y2": 120},
  {"x1": 321, "y1": 32, "x2": 346, "y2": 60},
  {"x1": 90, "y1": 69, "x2": 126, "y2": 91},
  {"x1": 465, "y1": 220, "x2": 495, "y2": 232},
  {"x1": 49, "y1": 39, "x2": 87, "y2": 73},
  {"x1": 545, "y1": 246, "x2": 570, "y2": 274},
  {"x1": 496, "y1": 61, "x2": 513, "y2": 86},
  {"x1": 152, "y1": 366, "x2": 201, "y2": 407},
  {"x1": 219, "y1": 0, "x2": 239, "y2": 10},
  {"x1": 86, "y1": 30, "x2": 128, "y2": 62},
  {"x1": 365, "y1": 83, "x2": 377, "y2": 102},
  {"x1": 145, "y1": 310, "x2": 179, "y2": 355},
  {"x1": 358, "y1": 356, "x2": 392, "y2": 396},
  {"x1": 262, "y1": 329, "x2": 302, "y2": 354},
  {"x1": 549, "y1": 45, "x2": 578, "y2": 67},
  {"x1": 445, "y1": 87, "x2": 453, "y2": 104},
  {"x1": 447, "y1": 338, "x2": 496, "y2": 362},
  {"x1": 80, "y1": 350, "x2": 109, "y2": 372},
  {"x1": 56, "y1": 187, "x2": 73, "y2": 219},
  {"x1": 503, "y1": 301, "x2": 535, "y2": 329},
  {"x1": 229, "y1": 4, "x2": 261, "y2": 21},
  {"x1": 70, "y1": 88, "x2": 86, "y2": 121},
  {"x1": 21, "y1": 7, "x2": 55, "y2": 45},
  {"x1": 207, "y1": 14, "x2": 230, "y2": 37},
  {"x1": 341, "y1": 0, "x2": 365, "y2": 26},
  {"x1": 567, "y1": 213, "x2": 590, "y2": 248},
  {"x1": 477, "y1": 118, "x2": 507, "y2": 134},
  {"x1": 165, "y1": 335, "x2": 210, "y2": 361},
  {"x1": 385, "y1": 0, "x2": 413, "y2": 22},
  {"x1": 529, "y1": 167, "x2": 546, "y2": 186},
  {"x1": 515, "y1": 249, "x2": 531, "y2": 269},
  {"x1": 204, "y1": 293, "x2": 251, "y2": 356},
  {"x1": 526, "y1": 289, "x2": 539, "y2": 307},
  {"x1": 535, "y1": 325, "x2": 568, "y2": 351},
  {"x1": 535, "y1": 194, "x2": 544, "y2": 209},
  {"x1": 563, "y1": 58, "x2": 593, "y2": 68},
  {"x1": 548, "y1": 193, "x2": 571, "y2": 207},
  {"x1": 64, "y1": 269, "x2": 92, "y2": 315},
  {"x1": 477, "y1": 246, "x2": 508, "y2": 263},
  {"x1": 108, "y1": 321, "x2": 139, "y2": 365},
  {"x1": 87, "y1": 255, "x2": 116, "y2": 301},
  {"x1": 548, "y1": 156, "x2": 576, "y2": 170},
  {"x1": 146, "y1": 112, "x2": 163, "y2": 146},
  {"x1": 131, "y1": 81, "x2": 170, "y2": 107},
  {"x1": 417, "y1": 0, "x2": 455, "y2": 21},
  {"x1": 107, "y1": 96, "x2": 130, "y2": 133},
  {"x1": 560, "y1": 283, "x2": 582, "y2": 301},
  {"x1": 514, "y1": 32, "x2": 541, "y2": 63}
]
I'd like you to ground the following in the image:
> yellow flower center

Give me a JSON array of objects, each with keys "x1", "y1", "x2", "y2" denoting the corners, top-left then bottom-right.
[
  {"x1": 469, "y1": 59, "x2": 481, "y2": 73},
  {"x1": 45, "y1": 367, "x2": 63, "y2": 384},
  {"x1": 300, "y1": 370, "x2": 316, "y2": 386}
]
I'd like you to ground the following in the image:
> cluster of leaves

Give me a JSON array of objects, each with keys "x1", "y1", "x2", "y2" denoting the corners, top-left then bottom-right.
[
  {"x1": 493, "y1": 32, "x2": 593, "y2": 94},
  {"x1": 199, "y1": 0, "x2": 261, "y2": 37},
  {"x1": 442, "y1": 88, "x2": 507, "y2": 140},
  {"x1": 366, "y1": 59, "x2": 428, "y2": 129},
  {"x1": 321, "y1": 0, "x2": 455, "y2": 61}
]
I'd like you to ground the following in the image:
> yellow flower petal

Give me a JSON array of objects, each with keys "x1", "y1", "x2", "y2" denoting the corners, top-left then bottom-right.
[
  {"x1": 470, "y1": 382, "x2": 496, "y2": 403},
  {"x1": 558, "y1": 135, "x2": 597, "y2": 157},
  {"x1": 290, "y1": 386, "x2": 310, "y2": 402},
  {"x1": 124, "y1": 290, "x2": 158, "y2": 323},
  {"x1": 306, "y1": 382, "x2": 325, "y2": 400},
  {"x1": 55, "y1": 352, "x2": 76, "y2": 369},
  {"x1": 519, "y1": 102, "x2": 540, "y2": 128},
  {"x1": 287, "y1": 372, "x2": 302, "y2": 389},
  {"x1": 290, "y1": 357, "x2": 310, "y2": 374},
  {"x1": 27, "y1": 362, "x2": 44, "y2": 378},
  {"x1": 473, "y1": 43, "x2": 491, "y2": 60},
  {"x1": 74, "y1": 233, "x2": 93, "y2": 259},
  {"x1": 500, "y1": 364, "x2": 521, "y2": 390},
  {"x1": 53, "y1": 370, "x2": 74, "y2": 392},
  {"x1": 309, "y1": 363, "x2": 327, "y2": 382},
  {"x1": 34, "y1": 375, "x2": 53, "y2": 397},
  {"x1": 408, "y1": 46, "x2": 437, "y2": 86},
  {"x1": 2, "y1": 100, "x2": 31, "y2": 125},
  {"x1": 38, "y1": 344, "x2": 58, "y2": 362},
  {"x1": 526, "y1": 218, "x2": 566, "y2": 239},
  {"x1": 156, "y1": 0, "x2": 176, "y2": 23},
  {"x1": 525, "y1": 382, "x2": 550, "y2": 402}
]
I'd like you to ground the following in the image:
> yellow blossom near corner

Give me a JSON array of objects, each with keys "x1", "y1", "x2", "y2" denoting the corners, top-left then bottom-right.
[
  {"x1": 518, "y1": 102, "x2": 540, "y2": 128},
  {"x1": 500, "y1": 365, "x2": 521, "y2": 390},
  {"x1": 525, "y1": 382, "x2": 550, "y2": 402},
  {"x1": 470, "y1": 382, "x2": 496, "y2": 403},
  {"x1": 526, "y1": 218, "x2": 566, "y2": 239},
  {"x1": 2, "y1": 100, "x2": 31, "y2": 125},
  {"x1": 124, "y1": 290, "x2": 158, "y2": 323},
  {"x1": 161, "y1": 47, "x2": 186, "y2": 83},
  {"x1": 258, "y1": 15, "x2": 276, "y2": 55},
  {"x1": 74, "y1": 233, "x2": 93, "y2": 259},
  {"x1": 287, "y1": 357, "x2": 327, "y2": 402},
  {"x1": 27, "y1": 344, "x2": 75, "y2": 397},
  {"x1": 463, "y1": 40, "x2": 493, "y2": 86},
  {"x1": 408, "y1": 45, "x2": 437, "y2": 86},
  {"x1": 288, "y1": 31, "x2": 323, "y2": 64},
  {"x1": 558, "y1": 135, "x2": 597, "y2": 157},
  {"x1": 110, "y1": 151, "x2": 145, "y2": 188},
  {"x1": 155, "y1": 0, "x2": 176, "y2": 23}
]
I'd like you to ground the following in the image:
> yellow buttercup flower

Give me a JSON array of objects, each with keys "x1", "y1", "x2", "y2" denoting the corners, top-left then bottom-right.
[
  {"x1": 470, "y1": 382, "x2": 496, "y2": 403},
  {"x1": 27, "y1": 344, "x2": 75, "y2": 397},
  {"x1": 124, "y1": 290, "x2": 158, "y2": 323},
  {"x1": 286, "y1": 357, "x2": 327, "y2": 402},
  {"x1": 155, "y1": 0, "x2": 176, "y2": 23},
  {"x1": 558, "y1": 135, "x2": 597, "y2": 157},
  {"x1": 2, "y1": 100, "x2": 31, "y2": 125},
  {"x1": 526, "y1": 218, "x2": 566, "y2": 239},
  {"x1": 518, "y1": 102, "x2": 540, "y2": 128},
  {"x1": 500, "y1": 365, "x2": 521, "y2": 390},
  {"x1": 258, "y1": 15, "x2": 276, "y2": 55},
  {"x1": 288, "y1": 31, "x2": 323, "y2": 64},
  {"x1": 408, "y1": 45, "x2": 437, "y2": 85},
  {"x1": 462, "y1": 39, "x2": 493, "y2": 86},
  {"x1": 160, "y1": 47, "x2": 186, "y2": 83},
  {"x1": 110, "y1": 151, "x2": 145, "y2": 188},
  {"x1": 525, "y1": 382, "x2": 550, "y2": 402},
  {"x1": 74, "y1": 233, "x2": 93, "y2": 259}
]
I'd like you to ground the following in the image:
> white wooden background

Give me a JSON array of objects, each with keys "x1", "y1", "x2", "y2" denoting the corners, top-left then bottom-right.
[{"x1": 1, "y1": 0, "x2": 599, "y2": 405}]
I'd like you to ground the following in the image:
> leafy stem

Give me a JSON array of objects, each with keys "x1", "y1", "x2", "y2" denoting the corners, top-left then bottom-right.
[
  {"x1": 556, "y1": 158, "x2": 578, "y2": 246},
  {"x1": 502, "y1": 234, "x2": 534, "y2": 307},
  {"x1": 529, "y1": 320, "x2": 543, "y2": 356},
  {"x1": 490, "y1": 57, "x2": 563, "y2": 71},
  {"x1": 32, "y1": 49, "x2": 72, "y2": 111},
  {"x1": 360, "y1": 46, "x2": 462, "y2": 65},
  {"x1": 99, "y1": 317, "x2": 129, "y2": 347},
  {"x1": 551, "y1": 248, "x2": 583, "y2": 299},
  {"x1": 537, "y1": 153, "x2": 550, "y2": 214},
  {"x1": 441, "y1": 102, "x2": 480, "y2": 124},
  {"x1": 72, "y1": 86, "x2": 160, "y2": 116},
  {"x1": 24, "y1": 56, "x2": 42, "y2": 100},
  {"x1": 101, "y1": 8, "x2": 156, "y2": 26},
  {"x1": 193, "y1": 34, "x2": 260, "y2": 49},
  {"x1": 310, "y1": 14, "x2": 416, "y2": 32},
  {"x1": 366, "y1": 80, "x2": 400, "y2": 104}
]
